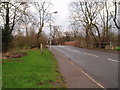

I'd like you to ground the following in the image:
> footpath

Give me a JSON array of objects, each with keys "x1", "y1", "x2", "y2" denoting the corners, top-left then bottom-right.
[{"x1": 51, "y1": 48, "x2": 102, "y2": 88}]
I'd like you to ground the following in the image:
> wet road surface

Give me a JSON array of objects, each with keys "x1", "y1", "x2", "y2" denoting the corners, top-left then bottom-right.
[{"x1": 52, "y1": 45, "x2": 119, "y2": 88}]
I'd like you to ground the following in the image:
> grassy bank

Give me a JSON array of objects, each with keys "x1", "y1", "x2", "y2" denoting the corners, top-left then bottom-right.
[{"x1": 2, "y1": 49, "x2": 66, "y2": 88}]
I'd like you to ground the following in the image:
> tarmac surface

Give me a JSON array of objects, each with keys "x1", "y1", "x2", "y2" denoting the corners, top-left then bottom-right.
[
  {"x1": 51, "y1": 47, "x2": 101, "y2": 88},
  {"x1": 51, "y1": 45, "x2": 119, "y2": 88}
]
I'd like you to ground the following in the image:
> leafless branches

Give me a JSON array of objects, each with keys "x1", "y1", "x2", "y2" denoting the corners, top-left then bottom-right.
[{"x1": 113, "y1": 1, "x2": 120, "y2": 29}]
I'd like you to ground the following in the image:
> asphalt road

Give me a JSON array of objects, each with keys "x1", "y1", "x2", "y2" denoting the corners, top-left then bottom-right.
[{"x1": 52, "y1": 45, "x2": 119, "y2": 88}]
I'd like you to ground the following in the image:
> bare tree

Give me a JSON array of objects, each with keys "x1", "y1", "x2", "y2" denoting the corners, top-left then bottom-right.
[
  {"x1": 0, "y1": 1, "x2": 27, "y2": 52},
  {"x1": 33, "y1": 0, "x2": 51, "y2": 48},
  {"x1": 21, "y1": 2, "x2": 30, "y2": 36},
  {"x1": 113, "y1": 1, "x2": 120, "y2": 29},
  {"x1": 97, "y1": 1, "x2": 113, "y2": 48},
  {"x1": 69, "y1": 1, "x2": 113, "y2": 48},
  {"x1": 70, "y1": 1, "x2": 103, "y2": 47},
  {"x1": 50, "y1": 25, "x2": 63, "y2": 45}
]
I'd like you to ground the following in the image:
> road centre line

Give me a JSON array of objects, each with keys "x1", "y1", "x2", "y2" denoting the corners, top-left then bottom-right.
[
  {"x1": 83, "y1": 53, "x2": 99, "y2": 57},
  {"x1": 73, "y1": 50, "x2": 80, "y2": 52},
  {"x1": 63, "y1": 47, "x2": 73, "y2": 52},
  {"x1": 60, "y1": 47, "x2": 119, "y2": 63},
  {"x1": 62, "y1": 47, "x2": 81, "y2": 53},
  {"x1": 62, "y1": 47, "x2": 98, "y2": 56},
  {"x1": 66, "y1": 59, "x2": 105, "y2": 89},
  {"x1": 107, "y1": 58, "x2": 119, "y2": 63}
]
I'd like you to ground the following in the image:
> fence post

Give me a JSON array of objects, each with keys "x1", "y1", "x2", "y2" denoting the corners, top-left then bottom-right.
[
  {"x1": 40, "y1": 44, "x2": 43, "y2": 53},
  {"x1": 110, "y1": 42, "x2": 112, "y2": 49}
]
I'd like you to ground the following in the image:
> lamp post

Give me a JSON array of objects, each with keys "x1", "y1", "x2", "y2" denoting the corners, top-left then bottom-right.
[{"x1": 49, "y1": 11, "x2": 58, "y2": 50}]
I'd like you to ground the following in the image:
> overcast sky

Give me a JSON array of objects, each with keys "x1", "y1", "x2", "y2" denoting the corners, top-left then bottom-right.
[
  {"x1": 44, "y1": 0, "x2": 119, "y2": 31},
  {"x1": 27, "y1": 0, "x2": 73, "y2": 33},
  {"x1": 22, "y1": 0, "x2": 120, "y2": 34},
  {"x1": 50, "y1": 0, "x2": 73, "y2": 31},
  {"x1": 50, "y1": 0, "x2": 120, "y2": 31}
]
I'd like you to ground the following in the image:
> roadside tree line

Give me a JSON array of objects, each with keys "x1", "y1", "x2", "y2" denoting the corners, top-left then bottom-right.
[
  {"x1": 68, "y1": 0, "x2": 119, "y2": 48},
  {"x1": 50, "y1": 1, "x2": 119, "y2": 49},
  {"x1": 0, "y1": 0, "x2": 52, "y2": 52},
  {"x1": 0, "y1": 0, "x2": 119, "y2": 52}
]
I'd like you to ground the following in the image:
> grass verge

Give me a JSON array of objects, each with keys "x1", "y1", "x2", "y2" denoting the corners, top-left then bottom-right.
[{"x1": 2, "y1": 49, "x2": 66, "y2": 88}]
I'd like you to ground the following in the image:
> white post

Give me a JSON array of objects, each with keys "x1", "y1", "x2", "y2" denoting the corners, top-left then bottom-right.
[
  {"x1": 40, "y1": 44, "x2": 43, "y2": 52},
  {"x1": 110, "y1": 42, "x2": 112, "y2": 49},
  {"x1": 49, "y1": 37, "x2": 51, "y2": 50},
  {"x1": 49, "y1": 14, "x2": 52, "y2": 51}
]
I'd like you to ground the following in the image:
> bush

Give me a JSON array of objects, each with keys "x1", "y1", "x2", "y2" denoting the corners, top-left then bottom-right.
[{"x1": 114, "y1": 46, "x2": 120, "y2": 50}]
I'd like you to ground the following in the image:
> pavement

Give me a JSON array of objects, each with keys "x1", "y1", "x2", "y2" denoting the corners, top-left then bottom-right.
[{"x1": 50, "y1": 45, "x2": 119, "y2": 89}]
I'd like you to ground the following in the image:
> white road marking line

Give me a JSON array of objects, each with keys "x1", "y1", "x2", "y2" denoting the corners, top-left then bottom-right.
[
  {"x1": 66, "y1": 48, "x2": 71, "y2": 51},
  {"x1": 77, "y1": 50, "x2": 80, "y2": 52},
  {"x1": 73, "y1": 50, "x2": 80, "y2": 53},
  {"x1": 64, "y1": 48, "x2": 73, "y2": 52},
  {"x1": 83, "y1": 53, "x2": 99, "y2": 57},
  {"x1": 63, "y1": 48, "x2": 81, "y2": 53},
  {"x1": 107, "y1": 58, "x2": 119, "y2": 63},
  {"x1": 58, "y1": 45, "x2": 65, "y2": 47},
  {"x1": 66, "y1": 59, "x2": 105, "y2": 89},
  {"x1": 79, "y1": 69, "x2": 105, "y2": 89}
]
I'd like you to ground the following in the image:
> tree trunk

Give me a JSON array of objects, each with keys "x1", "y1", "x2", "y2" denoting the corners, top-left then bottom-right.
[
  {"x1": 2, "y1": 2, "x2": 11, "y2": 52},
  {"x1": 37, "y1": 36, "x2": 40, "y2": 49},
  {"x1": 86, "y1": 30, "x2": 89, "y2": 48}
]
